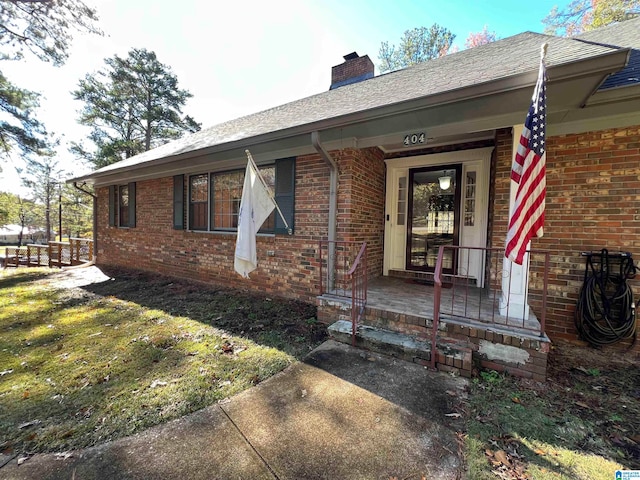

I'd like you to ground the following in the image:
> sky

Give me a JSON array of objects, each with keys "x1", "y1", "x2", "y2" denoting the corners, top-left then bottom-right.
[{"x1": 0, "y1": 0, "x2": 569, "y2": 196}]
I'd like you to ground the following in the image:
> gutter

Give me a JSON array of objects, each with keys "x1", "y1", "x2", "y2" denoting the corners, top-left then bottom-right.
[
  {"x1": 72, "y1": 182, "x2": 98, "y2": 260},
  {"x1": 311, "y1": 131, "x2": 338, "y2": 290}
]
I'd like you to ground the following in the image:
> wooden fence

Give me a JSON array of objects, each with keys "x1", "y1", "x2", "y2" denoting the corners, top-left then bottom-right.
[{"x1": 2, "y1": 238, "x2": 94, "y2": 268}]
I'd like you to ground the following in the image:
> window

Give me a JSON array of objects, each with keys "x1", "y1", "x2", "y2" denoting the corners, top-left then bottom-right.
[
  {"x1": 118, "y1": 185, "x2": 129, "y2": 227},
  {"x1": 181, "y1": 159, "x2": 293, "y2": 234},
  {"x1": 211, "y1": 170, "x2": 244, "y2": 230},
  {"x1": 210, "y1": 167, "x2": 275, "y2": 232},
  {"x1": 260, "y1": 167, "x2": 276, "y2": 232},
  {"x1": 396, "y1": 176, "x2": 407, "y2": 225},
  {"x1": 109, "y1": 182, "x2": 136, "y2": 228},
  {"x1": 464, "y1": 171, "x2": 476, "y2": 227}
]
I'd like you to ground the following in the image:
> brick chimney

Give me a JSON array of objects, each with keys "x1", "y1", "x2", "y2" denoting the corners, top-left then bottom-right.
[{"x1": 330, "y1": 52, "x2": 374, "y2": 90}]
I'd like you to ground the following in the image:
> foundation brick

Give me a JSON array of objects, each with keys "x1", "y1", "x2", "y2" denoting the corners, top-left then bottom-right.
[{"x1": 533, "y1": 373, "x2": 546, "y2": 382}]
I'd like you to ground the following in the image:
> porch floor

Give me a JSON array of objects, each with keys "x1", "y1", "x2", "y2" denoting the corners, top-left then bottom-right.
[{"x1": 333, "y1": 275, "x2": 543, "y2": 338}]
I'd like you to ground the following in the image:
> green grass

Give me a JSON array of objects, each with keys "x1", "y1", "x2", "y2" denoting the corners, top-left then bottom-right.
[
  {"x1": 0, "y1": 267, "x2": 326, "y2": 454},
  {"x1": 465, "y1": 363, "x2": 639, "y2": 479}
]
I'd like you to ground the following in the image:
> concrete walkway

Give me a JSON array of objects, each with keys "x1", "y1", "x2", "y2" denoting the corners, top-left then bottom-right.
[{"x1": 0, "y1": 341, "x2": 468, "y2": 480}]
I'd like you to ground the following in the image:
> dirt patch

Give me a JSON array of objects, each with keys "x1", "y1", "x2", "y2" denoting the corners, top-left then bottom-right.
[
  {"x1": 544, "y1": 340, "x2": 640, "y2": 464},
  {"x1": 79, "y1": 266, "x2": 327, "y2": 359},
  {"x1": 466, "y1": 338, "x2": 640, "y2": 478}
]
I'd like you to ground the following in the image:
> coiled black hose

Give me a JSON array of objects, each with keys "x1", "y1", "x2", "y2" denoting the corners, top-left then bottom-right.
[{"x1": 575, "y1": 250, "x2": 637, "y2": 347}]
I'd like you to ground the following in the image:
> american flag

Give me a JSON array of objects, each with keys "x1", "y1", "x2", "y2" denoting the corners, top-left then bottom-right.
[{"x1": 505, "y1": 45, "x2": 547, "y2": 265}]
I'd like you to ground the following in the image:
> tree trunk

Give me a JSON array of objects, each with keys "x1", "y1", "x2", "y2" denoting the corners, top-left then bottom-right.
[
  {"x1": 145, "y1": 119, "x2": 151, "y2": 151},
  {"x1": 45, "y1": 185, "x2": 51, "y2": 243},
  {"x1": 145, "y1": 90, "x2": 152, "y2": 151},
  {"x1": 18, "y1": 205, "x2": 26, "y2": 248}
]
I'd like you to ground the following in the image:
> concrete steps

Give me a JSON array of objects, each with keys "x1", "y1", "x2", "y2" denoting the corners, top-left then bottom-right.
[
  {"x1": 317, "y1": 275, "x2": 551, "y2": 381},
  {"x1": 328, "y1": 320, "x2": 473, "y2": 377}
]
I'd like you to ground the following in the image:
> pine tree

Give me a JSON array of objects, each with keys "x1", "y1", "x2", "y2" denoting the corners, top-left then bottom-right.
[
  {"x1": 73, "y1": 48, "x2": 201, "y2": 168},
  {"x1": 0, "y1": 0, "x2": 101, "y2": 159}
]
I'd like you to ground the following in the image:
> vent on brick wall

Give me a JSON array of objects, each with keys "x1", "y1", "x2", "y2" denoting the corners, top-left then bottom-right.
[{"x1": 330, "y1": 52, "x2": 374, "y2": 90}]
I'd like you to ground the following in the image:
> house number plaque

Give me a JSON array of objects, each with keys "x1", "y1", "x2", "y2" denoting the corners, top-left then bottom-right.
[{"x1": 403, "y1": 132, "x2": 426, "y2": 147}]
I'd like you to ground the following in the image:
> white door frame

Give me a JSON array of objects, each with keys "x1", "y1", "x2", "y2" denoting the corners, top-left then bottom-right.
[{"x1": 383, "y1": 147, "x2": 493, "y2": 284}]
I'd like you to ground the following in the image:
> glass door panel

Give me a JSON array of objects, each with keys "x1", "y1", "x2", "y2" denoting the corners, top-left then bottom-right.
[{"x1": 406, "y1": 166, "x2": 460, "y2": 272}]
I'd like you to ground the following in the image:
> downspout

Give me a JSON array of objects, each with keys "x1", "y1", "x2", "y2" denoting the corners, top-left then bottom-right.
[
  {"x1": 73, "y1": 182, "x2": 98, "y2": 262},
  {"x1": 311, "y1": 131, "x2": 338, "y2": 290}
]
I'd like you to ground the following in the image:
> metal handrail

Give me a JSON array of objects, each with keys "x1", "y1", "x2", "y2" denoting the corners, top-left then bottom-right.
[
  {"x1": 432, "y1": 246, "x2": 445, "y2": 369},
  {"x1": 347, "y1": 241, "x2": 367, "y2": 276},
  {"x1": 318, "y1": 240, "x2": 367, "y2": 346},
  {"x1": 432, "y1": 244, "x2": 550, "y2": 370},
  {"x1": 348, "y1": 242, "x2": 367, "y2": 346},
  {"x1": 319, "y1": 240, "x2": 363, "y2": 298}
]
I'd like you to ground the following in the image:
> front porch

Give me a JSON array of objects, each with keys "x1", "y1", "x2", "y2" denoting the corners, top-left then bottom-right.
[
  {"x1": 317, "y1": 244, "x2": 551, "y2": 381},
  {"x1": 367, "y1": 274, "x2": 542, "y2": 334}
]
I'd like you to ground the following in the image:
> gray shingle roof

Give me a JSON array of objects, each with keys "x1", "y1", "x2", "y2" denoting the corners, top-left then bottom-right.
[
  {"x1": 76, "y1": 29, "x2": 629, "y2": 180},
  {"x1": 575, "y1": 17, "x2": 640, "y2": 89}
]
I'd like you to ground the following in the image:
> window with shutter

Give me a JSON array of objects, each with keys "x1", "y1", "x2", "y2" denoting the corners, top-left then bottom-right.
[
  {"x1": 275, "y1": 157, "x2": 295, "y2": 234},
  {"x1": 109, "y1": 183, "x2": 136, "y2": 228},
  {"x1": 183, "y1": 159, "x2": 294, "y2": 234},
  {"x1": 173, "y1": 175, "x2": 185, "y2": 230}
]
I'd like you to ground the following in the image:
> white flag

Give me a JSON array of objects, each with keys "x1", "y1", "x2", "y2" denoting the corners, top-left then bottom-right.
[{"x1": 234, "y1": 158, "x2": 276, "y2": 278}]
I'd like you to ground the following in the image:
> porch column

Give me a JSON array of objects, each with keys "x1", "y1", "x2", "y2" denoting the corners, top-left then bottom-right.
[{"x1": 500, "y1": 125, "x2": 530, "y2": 320}]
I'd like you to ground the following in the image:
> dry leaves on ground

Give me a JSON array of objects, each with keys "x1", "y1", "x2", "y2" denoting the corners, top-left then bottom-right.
[{"x1": 485, "y1": 447, "x2": 529, "y2": 479}]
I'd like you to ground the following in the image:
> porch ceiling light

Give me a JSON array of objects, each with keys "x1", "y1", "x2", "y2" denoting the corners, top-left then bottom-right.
[{"x1": 438, "y1": 173, "x2": 451, "y2": 190}]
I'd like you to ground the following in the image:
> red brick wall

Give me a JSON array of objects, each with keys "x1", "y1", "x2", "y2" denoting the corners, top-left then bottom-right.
[
  {"x1": 491, "y1": 125, "x2": 640, "y2": 353},
  {"x1": 332, "y1": 147, "x2": 386, "y2": 276},
  {"x1": 96, "y1": 147, "x2": 386, "y2": 303},
  {"x1": 331, "y1": 55, "x2": 374, "y2": 85}
]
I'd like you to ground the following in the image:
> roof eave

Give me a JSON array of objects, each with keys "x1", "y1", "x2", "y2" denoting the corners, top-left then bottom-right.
[
  {"x1": 586, "y1": 82, "x2": 640, "y2": 105},
  {"x1": 67, "y1": 47, "x2": 631, "y2": 186}
]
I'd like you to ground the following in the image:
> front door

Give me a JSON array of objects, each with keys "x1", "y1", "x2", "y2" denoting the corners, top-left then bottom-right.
[
  {"x1": 406, "y1": 165, "x2": 461, "y2": 272},
  {"x1": 383, "y1": 147, "x2": 493, "y2": 284}
]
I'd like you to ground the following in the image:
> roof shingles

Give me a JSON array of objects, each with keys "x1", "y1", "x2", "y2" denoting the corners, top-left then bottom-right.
[
  {"x1": 77, "y1": 26, "x2": 635, "y2": 180},
  {"x1": 575, "y1": 16, "x2": 640, "y2": 90}
]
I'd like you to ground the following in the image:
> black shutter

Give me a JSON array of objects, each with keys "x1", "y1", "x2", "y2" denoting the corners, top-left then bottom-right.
[
  {"x1": 108, "y1": 185, "x2": 116, "y2": 227},
  {"x1": 173, "y1": 175, "x2": 185, "y2": 230},
  {"x1": 128, "y1": 182, "x2": 136, "y2": 228},
  {"x1": 275, "y1": 157, "x2": 295, "y2": 234}
]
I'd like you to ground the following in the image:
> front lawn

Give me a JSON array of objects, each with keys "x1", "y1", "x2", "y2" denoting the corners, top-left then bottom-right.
[
  {"x1": 465, "y1": 341, "x2": 640, "y2": 479},
  {"x1": 0, "y1": 267, "x2": 326, "y2": 454}
]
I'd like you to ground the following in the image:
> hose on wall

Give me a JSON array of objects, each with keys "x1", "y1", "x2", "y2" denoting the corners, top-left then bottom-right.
[{"x1": 575, "y1": 249, "x2": 637, "y2": 347}]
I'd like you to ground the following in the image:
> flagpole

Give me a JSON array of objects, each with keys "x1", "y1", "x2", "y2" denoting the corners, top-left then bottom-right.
[{"x1": 245, "y1": 150, "x2": 292, "y2": 235}]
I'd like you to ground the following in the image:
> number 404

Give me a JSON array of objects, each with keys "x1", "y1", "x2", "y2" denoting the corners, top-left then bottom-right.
[{"x1": 403, "y1": 132, "x2": 425, "y2": 146}]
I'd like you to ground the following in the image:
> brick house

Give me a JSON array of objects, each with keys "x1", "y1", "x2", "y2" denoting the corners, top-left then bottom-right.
[{"x1": 70, "y1": 19, "x2": 640, "y2": 379}]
